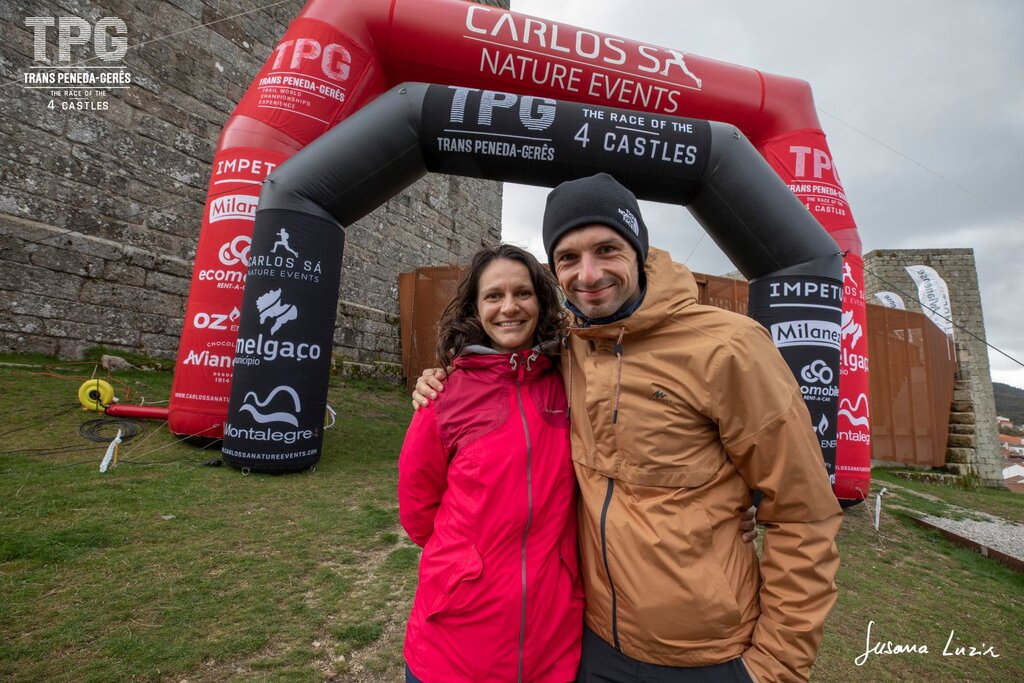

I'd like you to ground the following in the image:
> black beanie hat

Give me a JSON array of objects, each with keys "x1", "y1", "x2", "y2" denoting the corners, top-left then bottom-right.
[{"x1": 542, "y1": 173, "x2": 649, "y2": 271}]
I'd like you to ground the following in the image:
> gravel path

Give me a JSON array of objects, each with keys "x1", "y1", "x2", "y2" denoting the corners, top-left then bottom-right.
[
  {"x1": 918, "y1": 514, "x2": 1024, "y2": 564},
  {"x1": 877, "y1": 481, "x2": 1024, "y2": 569}
]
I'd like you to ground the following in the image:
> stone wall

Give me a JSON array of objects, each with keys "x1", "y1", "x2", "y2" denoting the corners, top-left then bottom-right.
[
  {"x1": 863, "y1": 249, "x2": 1003, "y2": 486},
  {"x1": 0, "y1": 0, "x2": 507, "y2": 373}
]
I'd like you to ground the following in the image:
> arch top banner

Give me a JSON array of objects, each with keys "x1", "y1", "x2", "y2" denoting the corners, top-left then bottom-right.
[
  {"x1": 420, "y1": 85, "x2": 713, "y2": 203},
  {"x1": 168, "y1": 0, "x2": 870, "y2": 501}
]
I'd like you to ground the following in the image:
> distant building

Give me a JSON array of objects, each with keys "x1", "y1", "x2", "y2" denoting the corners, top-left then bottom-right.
[
  {"x1": 998, "y1": 415, "x2": 1014, "y2": 429},
  {"x1": 999, "y1": 434, "x2": 1024, "y2": 457},
  {"x1": 1002, "y1": 460, "x2": 1024, "y2": 494}
]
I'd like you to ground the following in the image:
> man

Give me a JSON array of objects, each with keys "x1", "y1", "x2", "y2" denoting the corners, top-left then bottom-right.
[{"x1": 417, "y1": 173, "x2": 842, "y2": 682}]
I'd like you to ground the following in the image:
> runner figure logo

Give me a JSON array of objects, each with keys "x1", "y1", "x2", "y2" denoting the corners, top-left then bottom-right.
[
  {"x1": 659, "y1": 49, "x2": 702, "y2": 88},
  {"x1": 272, "y1": 228, "x2": 299, "y2": 258}
]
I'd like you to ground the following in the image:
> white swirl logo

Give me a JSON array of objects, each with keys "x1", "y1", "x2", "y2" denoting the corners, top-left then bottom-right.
[
  {"x1": 218, "y1": 235, "x2": 251, "y2": 267},
  {"x1": 239, "y1": 385, "x2": 301, "y2": 427},
  {"x1": 838, "y1": 393, "x2": 870, "y2": 427},
  {"x1": 800, "y1": 359, "x2": 834, "y2": 385}
]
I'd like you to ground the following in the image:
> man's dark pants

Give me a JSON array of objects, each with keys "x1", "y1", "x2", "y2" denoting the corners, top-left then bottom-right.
[{"x1": 576, "y1": 627, "x2": 754, "y2": 683}]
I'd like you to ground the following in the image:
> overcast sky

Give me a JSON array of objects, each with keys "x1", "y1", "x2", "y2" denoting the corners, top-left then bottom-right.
[{"x1": 500, "y1": 0, "x2": 1024, "y2": 390}]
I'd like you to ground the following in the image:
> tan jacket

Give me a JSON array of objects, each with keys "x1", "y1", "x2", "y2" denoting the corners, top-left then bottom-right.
[{"x1": 563, "y1": 248, "x2": 842, "y2": 682}]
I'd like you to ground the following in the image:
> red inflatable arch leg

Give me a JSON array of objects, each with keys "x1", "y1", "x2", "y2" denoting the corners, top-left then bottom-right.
[{"x1": 167, "y1": 0, "x2": 390, "y2": 439}]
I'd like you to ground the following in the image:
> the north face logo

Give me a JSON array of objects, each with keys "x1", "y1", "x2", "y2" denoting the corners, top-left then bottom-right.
[{"x1": 618, "y1": 208, "x2": 639, "y2": 236}]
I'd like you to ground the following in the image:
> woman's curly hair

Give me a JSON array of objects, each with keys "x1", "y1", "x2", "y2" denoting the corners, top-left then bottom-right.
[{"x1": 436, "y1": 244, "x2": 565, "y2": 367}]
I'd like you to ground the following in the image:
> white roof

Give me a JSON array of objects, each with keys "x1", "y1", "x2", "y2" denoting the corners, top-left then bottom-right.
[{"x1": 1003, "y1": 463, "x2": 1024, "y2": 479}]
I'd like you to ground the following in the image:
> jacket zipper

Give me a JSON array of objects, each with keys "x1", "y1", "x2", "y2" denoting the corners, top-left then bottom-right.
[
  {"x1": 512, "y1": 353, "x2": 533, "y2": 683},
  {"x1": 600, "y1": 477, "x2": 621, "y2": 650}
]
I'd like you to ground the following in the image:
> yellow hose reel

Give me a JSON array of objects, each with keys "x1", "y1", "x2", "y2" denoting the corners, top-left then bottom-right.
[{"x1": 78, "y1": 379, "x2": 115, "y2": 412}]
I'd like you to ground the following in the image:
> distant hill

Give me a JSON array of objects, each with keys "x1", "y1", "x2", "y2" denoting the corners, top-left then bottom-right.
[{"x1": 993, "y1": 382, "x2": 1024, "y2": 425}]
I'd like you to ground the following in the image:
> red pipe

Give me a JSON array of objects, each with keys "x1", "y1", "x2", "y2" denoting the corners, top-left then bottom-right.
[{"x1": 106, "y1": 404, "x2": 171, "y2": 421}]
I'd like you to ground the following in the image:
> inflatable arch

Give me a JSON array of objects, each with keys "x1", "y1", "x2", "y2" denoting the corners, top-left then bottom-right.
[
  {"x1": 142, "y1": 0, "x2": 868, "y2": 499},
  {"x1": 220, "y1": 82, "x2": 844, "y2": 479}
]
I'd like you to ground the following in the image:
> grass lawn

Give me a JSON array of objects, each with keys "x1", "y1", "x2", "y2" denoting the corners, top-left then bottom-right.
[{"x1": 1, "y1": 353, "x2": 1022, "y2": 682}]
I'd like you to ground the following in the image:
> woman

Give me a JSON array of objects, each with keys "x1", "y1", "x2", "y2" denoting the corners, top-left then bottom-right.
[{"x1": 398, "y1": 245, "x2": 583, "y2": 683}]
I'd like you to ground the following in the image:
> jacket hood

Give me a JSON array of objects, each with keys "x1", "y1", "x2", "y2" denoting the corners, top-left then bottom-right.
[{"x1": 570, "y1": 247, "x2": 698, "y2": 340}]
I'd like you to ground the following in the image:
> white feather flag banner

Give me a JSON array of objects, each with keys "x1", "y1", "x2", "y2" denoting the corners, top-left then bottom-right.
[
  {"x1": 905, "y1": 265, "x2": 954, "y2": 336},
  {"x1": 873, "y1": 291, "x2": 906, "y2": 310}
]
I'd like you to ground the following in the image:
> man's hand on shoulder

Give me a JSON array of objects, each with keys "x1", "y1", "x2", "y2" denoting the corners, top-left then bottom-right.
[{"x1": 411, "y1": 366, "x2": 450, "y2": 410}]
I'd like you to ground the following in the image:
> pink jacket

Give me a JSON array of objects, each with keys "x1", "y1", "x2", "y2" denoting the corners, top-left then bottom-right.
[{"x1": 399, "y1": 346, "x2": 583, "y2": 683}]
